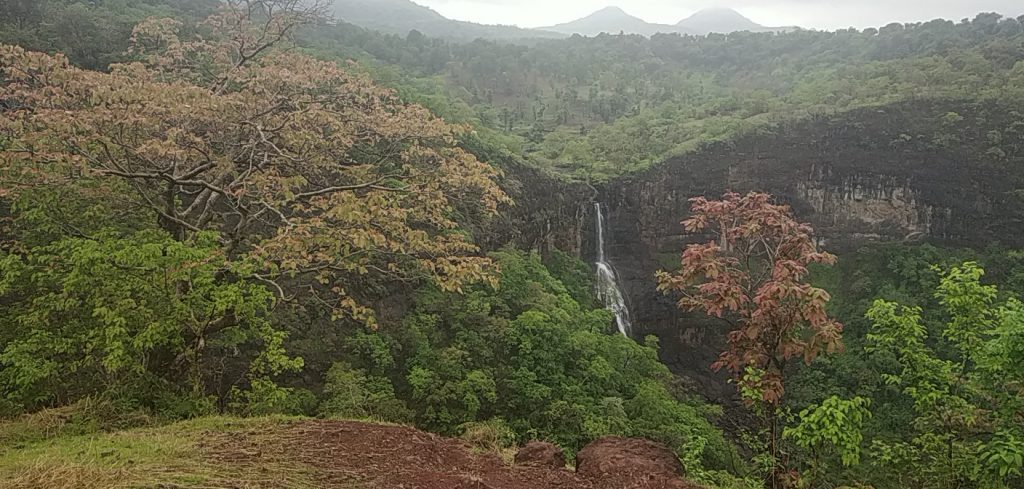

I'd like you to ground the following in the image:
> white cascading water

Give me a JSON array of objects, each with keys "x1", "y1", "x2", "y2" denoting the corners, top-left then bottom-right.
[{"x1": 594, "y1": 203, "x2": 633, "y2": 337}]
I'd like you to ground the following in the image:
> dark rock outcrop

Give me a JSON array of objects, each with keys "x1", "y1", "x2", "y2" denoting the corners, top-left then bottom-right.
[
  {"x1": 576, "y1": 437, "x2": 700, "y2": 489},
  {"x1": 593, "y1": 99, "x2": 1024, "y2": 406},
  {"x1": 495, "y1": 99, "x2": 1024, "y2": 412},
  {"x1": 482, "y1": 160, "x2": 594, "y2": 256},
  {"x1": 514, "y1": 441, "x2": 566, "y2": 468}
]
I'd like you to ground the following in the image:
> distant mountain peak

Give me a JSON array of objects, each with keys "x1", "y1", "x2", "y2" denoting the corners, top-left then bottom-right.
[
  {"x1": 676, "y1": 7, "x2": 788, "y2": 34},
  {"x1": 594, "y1": 6, "x2": 628, "y2": 15},
  {"x1": 578, "y1": 6, "x2": 641, "y2": 22},
  {"x1": 541, "y1": 5, "x2": 679, "y2": 37},
  {"x1": 329, "y1": 0, "x2": 565, "y2": 41},
  {"x1": 678, "y1": 8, "x2": 757, "y2": 26}
]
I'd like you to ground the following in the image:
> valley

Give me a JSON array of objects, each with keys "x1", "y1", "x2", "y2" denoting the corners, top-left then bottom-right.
[{"x1": 1, "y1": 1, "x2": 1023, "y2": 488}]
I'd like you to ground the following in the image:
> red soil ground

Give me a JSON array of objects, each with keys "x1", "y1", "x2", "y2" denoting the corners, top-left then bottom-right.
[{"x1": 201, "y1": 419, "x2": 704, "y2": 489}]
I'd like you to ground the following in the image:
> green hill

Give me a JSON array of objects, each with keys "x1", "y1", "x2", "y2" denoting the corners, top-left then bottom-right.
[{"x1": 329, "y1": 0, "x2": 564, "y2": 41}]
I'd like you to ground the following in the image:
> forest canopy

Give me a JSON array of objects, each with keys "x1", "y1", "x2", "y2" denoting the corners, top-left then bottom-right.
[
  {"x1": 0, "y1": 0, "x2": 508, "y2": 413},
  {"x1": 298, "y1": 11, "x2": 1024, "y2": 179},
  {"x1": 0, "y1": 5, "x2": 742, "y2": 485},
  {"x1": 1, "y1": 2, "x2": 1023, "y2": 489}
]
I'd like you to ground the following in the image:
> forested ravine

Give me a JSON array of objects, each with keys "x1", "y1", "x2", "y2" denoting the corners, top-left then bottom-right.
[
  {"x1": 499, "y1": 97, "x2": 1024, "y2": 406},
  {"x1": 4, "y1": 2, "x2": 1024, "y2": 487}
]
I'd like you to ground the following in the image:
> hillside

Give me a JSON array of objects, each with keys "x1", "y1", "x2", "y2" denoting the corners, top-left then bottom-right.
[
  {"x1": 3, "y1": 2, "x2": 1024, "y2": 489},
  {"x1": 593, "y1": 98, "x2": 1024, "y2": 400},
  {"x1": 329, "y1": 0, "x2": 564, "y2": 40},
  {"x1": 539, "y1": 7, "x2": 688, "y2": 37},
  {"x1": 300, "y1": 12, "x2": 1024, "y2": 180},
  {"x1": 675, "y1": 7, "x2": 791, "y2": 34},
  {"x1": 0, "y1": 414, "x2": 700, "y2": 489}
]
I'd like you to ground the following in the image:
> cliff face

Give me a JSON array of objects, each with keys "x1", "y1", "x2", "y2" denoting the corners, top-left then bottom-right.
[
  {"x1": 482, "y1": 160, "x2": 595, "y2": 256},
  {"x1": 607, "y1": 100, "x2": 1024, "y2": 251},
  {"x1": 588, "y1": 100, "x2": 1024, "y2": 401},
  {"x1": 491, "y1": 100, "x2": 1024, "y2": 403}
]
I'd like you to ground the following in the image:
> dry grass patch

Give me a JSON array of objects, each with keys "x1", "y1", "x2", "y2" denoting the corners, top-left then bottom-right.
[{"x1": 0, "y1": 416, "x2": 321, "y2": 488}]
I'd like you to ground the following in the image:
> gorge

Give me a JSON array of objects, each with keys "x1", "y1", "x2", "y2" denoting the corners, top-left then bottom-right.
[
  {"x1": 499, "y1": 97, "x2": 1024, "y2": 402},
  {"x1": 3, "y1": 2, "x2": 1024, "y2": 487}
]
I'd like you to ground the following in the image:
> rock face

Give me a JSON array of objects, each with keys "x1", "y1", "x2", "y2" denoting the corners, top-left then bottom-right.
[
  {"x1": 515, "y1": 441, "x2": 566, "y2": 468},
  {"x1": 591, "y1": 99, "x2": 1024, "y2": 404},
  {"x1": 605, "y1": 100, "x2": 1024, "y2": 256},
  {"x1": 497, "y1": 99, "x2": 1024, "y2": 408},
  {"x1": 482, "y1": 159, "x2": 593, "y2": 256},
  {"x1": 576, "y1": 437, "x2": 700, "y2": 489}
]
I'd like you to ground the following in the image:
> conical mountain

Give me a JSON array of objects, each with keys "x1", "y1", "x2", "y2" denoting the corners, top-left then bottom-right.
[
  {"x1": 676, "y1": 7, "x2": 793, "y2": 34},
  {"x1": 540, "y1": 6, "x2": 686, "y2": 36}
]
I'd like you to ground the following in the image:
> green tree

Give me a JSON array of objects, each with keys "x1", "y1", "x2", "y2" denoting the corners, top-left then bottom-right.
[
  {"x1": 318, "y1": 362, "x2": 412, "y2": 422},
  {"x1": 784, "y1": 396, "x2": 872, "y2": 485},
  {"x1": 866, "y1": 262, "x2": 1024, "y2": 488},
  {"x1": 0, "y1": 229, "x2": 300, "y2": 412},
  {"x1": 354, "y1": 250, "x2": 740, "y2": 479}
]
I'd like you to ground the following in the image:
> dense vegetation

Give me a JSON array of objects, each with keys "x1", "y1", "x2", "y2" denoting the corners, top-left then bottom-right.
[
  {"x1": 649, "y1": 194, "x2": 1024, "y2": 488},
  {"x1": 7, "y1": 1, "x2": 1024, "y2": 180},
  {"x1": 2, "y1": 1, "x2": 1024, "y2": 489},
  {"x1": 320, "y1": 249, "x2": 740, "y2": 480},
  {"x1": 299, "y1": 12, "x2": 1024, "y2": 178},
  {"x1": 784, "y1": 244, "x2": 1024, "y2": 488},
  {"x1": 0, "y1": 0, "x2": 218, "y2": 70},
  {"x1": 0, "y1": 1, "x2": 742, "y2": 485}
]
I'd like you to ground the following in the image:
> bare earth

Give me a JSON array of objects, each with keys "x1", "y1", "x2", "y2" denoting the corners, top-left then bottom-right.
[{"x1": 200, "y1": 420, "x2": 703, "y2": 489}]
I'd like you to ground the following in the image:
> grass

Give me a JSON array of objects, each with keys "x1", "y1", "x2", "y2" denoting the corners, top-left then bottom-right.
[
  {"x1": 0, "y1": 398, "x2": 161, "y2": 450},
  {"x1": 0, "y1": 414, "x2": 323, "y2": 488},
  {"x1": 458, "y1": 419, "x2": 520, "y2": 466}
]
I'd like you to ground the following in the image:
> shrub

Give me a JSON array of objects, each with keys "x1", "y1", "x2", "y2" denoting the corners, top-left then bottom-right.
[
  {"x1": 319, "y1": 363, "x2": 412, "y2": 423},
  {"x1": 459, "y1": 418, "x2": 517, "y2": 454}
]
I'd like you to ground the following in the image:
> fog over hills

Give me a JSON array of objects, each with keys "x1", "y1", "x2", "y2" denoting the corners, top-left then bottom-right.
[
  {"x1": 329, "y1": 0, "x2": 565, "y2": 40},
  {"x1": 543, "y1": 5, "x2": 795, "y2": 36},
  {"x1": 676, "y1": 7, "x2": 796, "y2": 34},
  {"x1": 330, "y1": 0, "x2": 796, "y2": 40},
  {"x1": 539, "y1": 6, "x2": 691, "y2": 36}
]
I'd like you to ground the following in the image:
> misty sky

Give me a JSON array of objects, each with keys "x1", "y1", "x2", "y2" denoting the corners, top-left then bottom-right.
[{"x1": 415, "y1": 0, "x2": 1024, "y2": 30}]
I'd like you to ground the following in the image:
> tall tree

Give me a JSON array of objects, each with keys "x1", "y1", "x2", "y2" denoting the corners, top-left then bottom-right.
[
  {"x1": 0, "y1": 0, "x2": 42, "y2": 29},
  {"x1": 657, "y1": 191, "x2": 843, "y2": 487},
  {"x1": 0, "y1": 0, "x2": 509, "y2": 326},
  {"x1": 0, "y1": 230, "x2": 301, "y2": 410},
  {"x1": 0, "y1": 0, "x2": 508, "y2": 411}
]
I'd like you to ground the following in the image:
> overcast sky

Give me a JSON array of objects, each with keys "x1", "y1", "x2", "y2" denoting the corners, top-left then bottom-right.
[{"x1": 414, "y1": 0, "x2": 1024, "y2": 30}]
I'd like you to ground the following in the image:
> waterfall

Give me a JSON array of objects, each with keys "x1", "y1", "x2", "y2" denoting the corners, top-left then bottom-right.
[{"x1": 594, "y1": 203, "x2": 633, "y2": 337}]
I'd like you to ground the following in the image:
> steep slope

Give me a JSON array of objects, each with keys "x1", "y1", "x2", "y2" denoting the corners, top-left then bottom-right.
[
  {"x1": 473, "y1": 100, "x2": 1024, "y2": 406},
  {"x1": 676, "y1": 7, "x2": 793, "y2": 34},
  {"x1": 330, "y1": 0, "x2": 564, "y2": 41},
  {"x1": 540, "y1": 6, "x2": 690, "y2": 37},
  {"x1": 584, "y1": 99, "x2": 1024, "y2": 402}
]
